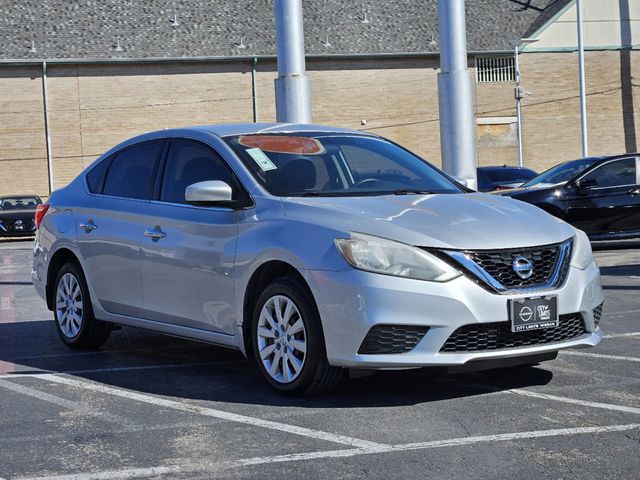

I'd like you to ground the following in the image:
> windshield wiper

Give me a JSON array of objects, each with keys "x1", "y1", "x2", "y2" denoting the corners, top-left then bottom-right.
[{"x1": 393, "y1": 189, "x2": 434, "y2": 195}]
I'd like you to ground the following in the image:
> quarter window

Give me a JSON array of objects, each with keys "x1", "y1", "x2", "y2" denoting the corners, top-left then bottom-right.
[
  {"x1": 86, "y1": 155, "x2": 112, "y2": 193},
  {"x1": 581, "y1": 158, "x2": 638, "y2": 188},
  {"x1": 160, "y1": 140, "x2": 236, "y2": 204},
  {"x1": 102, "y1": 142, "x2": 164, "y2": 200}
]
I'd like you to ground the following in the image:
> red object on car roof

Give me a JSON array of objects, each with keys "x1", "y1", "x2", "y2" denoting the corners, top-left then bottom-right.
[{"x1": 238, "y1": 135, "x2": 325, "y2": 155}]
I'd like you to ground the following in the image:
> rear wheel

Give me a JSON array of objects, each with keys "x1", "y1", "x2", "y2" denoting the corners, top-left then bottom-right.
[
  {"x1": 53, "y1": 262, "x2": 111, "y2": 349},
  {"x1": 252, "y1": 278, "x2": 345, "y2": 395}
]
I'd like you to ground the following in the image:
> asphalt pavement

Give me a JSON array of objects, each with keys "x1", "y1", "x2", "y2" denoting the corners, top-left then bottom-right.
[{"x1": 0, "y1": 238, "x2": 638, "y2": 479}]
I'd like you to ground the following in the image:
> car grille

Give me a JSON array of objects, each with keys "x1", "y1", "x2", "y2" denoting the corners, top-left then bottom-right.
[
  {"x1": 440, "y1": 313, "x2": 586, "y2": 353},
  {"x1": 0, "y1": 218, "x2": 35, "y2": 233},
  {"x1": 358, "y1": 325, "x2": 429, "y2": 354},
  {"x1": 434, "y1": 239, "x2": 573, "y2": 293},
  {"x1": 593, "y1": 302, "x2": 604, "y2": 327}
]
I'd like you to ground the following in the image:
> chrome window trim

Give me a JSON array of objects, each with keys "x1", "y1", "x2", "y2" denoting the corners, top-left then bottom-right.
[
  {"x1": 574, "y1": 156, "x2": 639, "y2": 190},
  {"x1": 441, "y1": 238, "x2": 573, "y2": 295}
]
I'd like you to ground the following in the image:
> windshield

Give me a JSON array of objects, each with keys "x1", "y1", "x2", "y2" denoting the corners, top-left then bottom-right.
[
  {"x1": 0, "y1": 196, "x2": 41, "y2": 210},
  {"x1": 522, "y1": 158, "x2": 598, "y2": 188},
  {"x1": 225, "y1": 133, "x2": 462, "y2": 197}
]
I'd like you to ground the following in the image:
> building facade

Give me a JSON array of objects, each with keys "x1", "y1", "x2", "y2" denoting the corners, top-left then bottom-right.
[{"x1": 0, "y1": 0, "x2": 638, "y2": 197}]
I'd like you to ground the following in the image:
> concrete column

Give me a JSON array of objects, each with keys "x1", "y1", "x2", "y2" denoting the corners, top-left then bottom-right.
[
  {"x1": 274, "y1": 0, "x2": 312, "y2": 123},
  {"x1": 437, "y1": 0, "x2": 477, "y2": 189}
]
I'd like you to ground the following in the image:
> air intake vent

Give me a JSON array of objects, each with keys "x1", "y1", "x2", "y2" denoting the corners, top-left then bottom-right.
[
  {"x1": 440, "y1": 313, "x2": 586, "y2": 353},
  {"x1": 476, "y1": 56, "x2": 515, "y2": 83},
  {"x1": 358, "y1": 325, "x2": 429, "y2": 354}
]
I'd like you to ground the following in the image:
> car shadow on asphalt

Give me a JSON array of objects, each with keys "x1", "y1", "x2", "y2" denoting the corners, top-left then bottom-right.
[{"x1": 1, "y1": 319, "x2": 554, "y2": 408}]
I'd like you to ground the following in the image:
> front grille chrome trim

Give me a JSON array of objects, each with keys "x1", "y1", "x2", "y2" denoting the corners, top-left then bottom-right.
[{"x1": 438, "y1": 239, "x2": 573, "y2": 295}]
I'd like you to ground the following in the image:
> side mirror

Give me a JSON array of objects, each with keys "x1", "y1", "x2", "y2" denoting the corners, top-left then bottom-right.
[
  {"x1": 185, "y1": 180, "x2": 233, "y2": 206},
  {"x1": 576, "y1": 178, "x2": 597, "y2": 195}
]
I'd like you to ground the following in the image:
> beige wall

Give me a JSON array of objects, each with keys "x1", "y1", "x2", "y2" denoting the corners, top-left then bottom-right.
[
  {"x1": 520, "y1": 50, "x2": 640, "y2": 172},
  {"x1": 0, "y1": 51, "x2": 638, "y2": 197},
  {"x1": 531, "y1": 0, "x2": 640, "y2": 50},
  {"x1": 0, "y1": 66, "x2": 49, "y2": 196}
]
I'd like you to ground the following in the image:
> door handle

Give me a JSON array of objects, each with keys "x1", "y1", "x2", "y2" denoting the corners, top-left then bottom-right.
[
  {"x1": 630, "y1": 188, "x2": 640, "y2": 196},
  {"x1": 79, "y1": 223, "x2": 97, "y2": 231},
  {"x1": 144, "y1": 228, "x2": 166, "y2": 240}
]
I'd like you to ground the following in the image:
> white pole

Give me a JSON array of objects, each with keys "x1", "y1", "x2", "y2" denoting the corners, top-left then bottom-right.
[
  {"x1": 41, "y1": 61, "x2": 54, "y2": 194},
  {"x1": 576, "y1": 0, "x2": 588, "y2": 156},
  {"x1": 437, "y1": 0, "x2": 477, "y2": 189},
  {"x1": 274, "y1": 0, "x2": 312, "y2": 123},
  {"x1": 514, "y1": 44, "x2": 524, "y2": 167}
]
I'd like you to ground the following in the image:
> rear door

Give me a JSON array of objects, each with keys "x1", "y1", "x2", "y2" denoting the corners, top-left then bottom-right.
[
  {"x1": 76, "y1": 140, "x2": 165, "y2": 317},
  {"x1": 139, "y1": 139, "x2": 244, "y2": 334},
  {"x1": 564, "y1": 156, "x2": 640, "y2": 237}
]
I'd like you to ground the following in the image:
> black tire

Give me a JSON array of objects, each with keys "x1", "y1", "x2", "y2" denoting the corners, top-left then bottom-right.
[
  {"x1": 53, "y1": 262, "x2": 111, "y2": 349},
  {"x1": 251, "y1": 278, "x2": 346, "y2": 395}
]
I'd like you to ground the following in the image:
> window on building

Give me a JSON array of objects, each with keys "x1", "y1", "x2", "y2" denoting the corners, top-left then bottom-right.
[{"x1": 476, "y1": 56, "x2": 515, "y2": 83}]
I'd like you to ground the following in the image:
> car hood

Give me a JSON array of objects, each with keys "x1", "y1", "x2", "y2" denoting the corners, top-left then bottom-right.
[
  {"x1": 281, "y1": 193, "x2": 575, "y2": 249},
  {"x1": 0, "y1": 209, "x2": 36, "y2": 220},
  {"x1": 496, "y1": 183, "x2": 563, "y2": 197}
]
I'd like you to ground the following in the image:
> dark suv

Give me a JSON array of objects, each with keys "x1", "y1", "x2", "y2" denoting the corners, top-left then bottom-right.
[
  {"x1": 498, "y1": 154, "x2": 640, "y2": 240},
  {"x1": 0, "y1": 195, "x2": 43, "y2": 237}
]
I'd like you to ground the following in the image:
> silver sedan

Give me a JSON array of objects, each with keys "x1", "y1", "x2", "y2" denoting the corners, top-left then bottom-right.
[{"x1": 32, "y1": 123, "x2": 604, "y2": 394}]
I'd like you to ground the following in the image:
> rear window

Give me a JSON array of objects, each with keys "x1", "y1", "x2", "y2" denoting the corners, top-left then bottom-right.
[
  {"x1": 102, "y1": 142, "x2": 164, "y2": 200},
  {"x1": 0, "y1": 196, "x2": 41, "y2": 210},
  {"x1": 484, "y1": 169, "x2": 537, "y2": 183}
]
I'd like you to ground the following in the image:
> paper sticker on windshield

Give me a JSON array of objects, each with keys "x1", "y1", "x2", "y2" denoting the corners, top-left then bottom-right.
[
  {"x1": 247, "y1": 148, "x2": 278, "y2": 172},
  {"x1": 239, "y1": 135, "x2": 326, "y2": 155}
]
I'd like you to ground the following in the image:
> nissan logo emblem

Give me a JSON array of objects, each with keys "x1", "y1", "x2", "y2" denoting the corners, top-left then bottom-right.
[{"x1": 512, "y1": 256, "x2": 533, "y2": 279}]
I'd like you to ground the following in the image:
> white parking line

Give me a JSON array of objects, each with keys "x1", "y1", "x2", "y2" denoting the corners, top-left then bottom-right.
[
  {"x1": 13, "y1": 423, "x2": 640, "y2": 480},
  {"x1": 0, "y1": 379, "x2": 137, "y2": 426},
  {"x1": 37, "y1": 374, "x2": 386, "y2": 450},
  {"x1": 507, "y1": 389, "x2": 640, "y2": 415},
  {"x1": 561, "y1": 350, "x2": 640, "y2": 363},
  {"x1": 603, "y1": 332, "x2": 640, "y2": 339},
  {"x1": 608, "y1": 309, "x2": 640, "y2": 317},
  {"x1": 0, "y1": 360, "x2": 246, "y2": 379},
  {"x1": 448, "y1": 379, "x2": 640, "y2": 416}
]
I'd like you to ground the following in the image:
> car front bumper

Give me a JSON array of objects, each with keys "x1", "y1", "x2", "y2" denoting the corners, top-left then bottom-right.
[{"x1": 307, "y1": 260, "x2": 603, "y2": 369}]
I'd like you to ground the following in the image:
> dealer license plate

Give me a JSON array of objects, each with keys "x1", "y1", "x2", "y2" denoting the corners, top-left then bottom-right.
[{"x1": 509, "y1": 296, "x2": 558, "y2": 333}]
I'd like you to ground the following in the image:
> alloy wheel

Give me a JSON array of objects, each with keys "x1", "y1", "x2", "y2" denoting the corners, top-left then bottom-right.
[
  {"x1": 257, "y1": 295, "x2": 307, "y2": 383},
  {"x1": 55, "y1": 272, "x2": 84, "y2": 338}
]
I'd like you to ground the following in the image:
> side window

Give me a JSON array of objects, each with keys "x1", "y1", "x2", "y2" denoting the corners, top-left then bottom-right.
[
  {"x1": 581, "y1": 158, "x2": 637, "y2": 188},
  {"x1": 103, "y1": 142, "x2": 164, "y2": 200},
  {"x1": 86, "y1": 155, "x2": 112, "y2": 193},
  {"x1": 160, "y1": 140, "x2": 236, "y2": 204}
]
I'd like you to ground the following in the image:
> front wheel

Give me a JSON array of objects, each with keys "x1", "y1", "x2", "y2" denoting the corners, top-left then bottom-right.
[
  {"x1": 53, "y1": 262, "x2": 111, "y2": 349},
  {"x1": 252, "y1": 278, "x2": 345, "y2": 395}
]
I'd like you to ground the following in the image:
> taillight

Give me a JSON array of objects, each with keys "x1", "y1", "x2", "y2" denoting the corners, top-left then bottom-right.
[{"x1": 35, "y1": 204, "x2": 50, "y2": 229}]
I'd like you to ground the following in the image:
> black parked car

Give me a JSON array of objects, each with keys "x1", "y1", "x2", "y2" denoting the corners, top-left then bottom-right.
[
  {"x1": 498, "y1": 154, "x2": 640, "y2": 240},
  {"x1": 477, "y1": 166, "x2": 538, "y2": 192},
  {"x1": 0, "y1": 195, "x2": 43, "y2": 237}
]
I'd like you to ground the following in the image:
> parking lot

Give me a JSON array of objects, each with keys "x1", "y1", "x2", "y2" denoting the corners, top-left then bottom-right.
[{"x1": 0, "y1": 239, "x2": 638, "y2": 479}]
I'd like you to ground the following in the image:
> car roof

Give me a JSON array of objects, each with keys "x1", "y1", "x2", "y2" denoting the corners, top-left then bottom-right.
[
  {"x1": 190, "y1": 123, "x2": 372, "y2": 137},
  {"x1": 477, "y1": 166, "x2": 536, "y2": 172},
  {"x1": 0, "y1": 195, "x2": 39, "y2": 199}
]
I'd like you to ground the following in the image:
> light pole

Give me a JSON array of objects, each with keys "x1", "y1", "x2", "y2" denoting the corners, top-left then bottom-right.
[
  {"x1": 274, "y1": 0, "x2": 312, "y2": 123},
  {"x1": 514, "y1": 37, "x2": 538, "y2": 167},
  {"x1": 437, "y1": 0, "x2": 477, "y2": 189},
  {"x1": 576, "y1": 0, "x2": 588, "y2": 157}
]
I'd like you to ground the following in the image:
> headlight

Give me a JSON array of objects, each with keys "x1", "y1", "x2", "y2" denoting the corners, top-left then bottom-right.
[
  {"x1": 571, "y1": 229, "x2": 593, "y2": 270},
  {"x1": 335, "y1": 233, "x2": 460, "y2": 282}
]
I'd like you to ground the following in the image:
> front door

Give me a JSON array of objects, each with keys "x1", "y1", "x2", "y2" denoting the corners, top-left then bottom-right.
[
  {"x1": 564, "y1": 156, "x2": 640, "y2": 237},
  {"x1": 140, "y1": 139, "x2": 244, "y2": 334}
]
